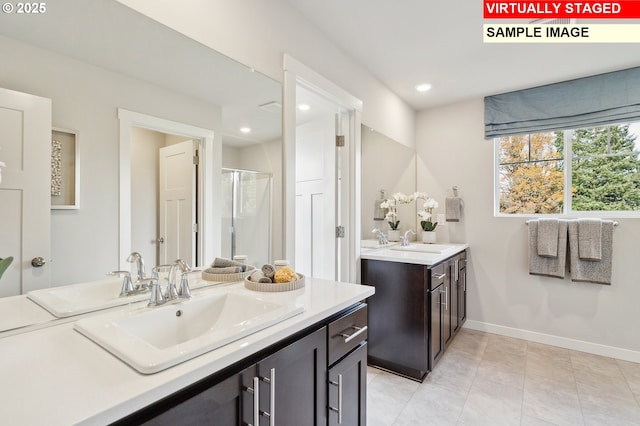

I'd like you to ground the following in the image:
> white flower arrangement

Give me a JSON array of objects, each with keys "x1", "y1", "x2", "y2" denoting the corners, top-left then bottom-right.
[
  {"x1": 417, "y1": 198, "x2": 439, "y2": 231},
  {"x1": 379, "y1": 192, "x2": 429, "y2": 231}
]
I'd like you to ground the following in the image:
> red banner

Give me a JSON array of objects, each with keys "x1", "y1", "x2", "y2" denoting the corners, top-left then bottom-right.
[{"x1": 484, "y1": 1, "x2": 640, "y2": 19}]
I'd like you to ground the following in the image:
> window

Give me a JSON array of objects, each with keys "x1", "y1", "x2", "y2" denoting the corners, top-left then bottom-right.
[{"x1": 496, "y1": 122, "x2": 640, "y2": 215}]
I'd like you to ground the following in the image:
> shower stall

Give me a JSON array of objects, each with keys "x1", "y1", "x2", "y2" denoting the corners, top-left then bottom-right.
[{"x1": 221, "y1": 168, "x2": 272, "y2": 268}]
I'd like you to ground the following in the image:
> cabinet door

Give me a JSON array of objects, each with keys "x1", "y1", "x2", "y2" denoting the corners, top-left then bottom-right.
[
  {"x1": 450, "y1": 258, "x2": 460, "y2": 334},
  {"x1": 328, "y1": 343, "x2": 367, "y2": 426},
  {"x1": 429, "y1": 284, "x2": 443, "y2": 369},
  {"x1": 442, "y1": 262, "x2": 452, "y2": 345},
  {"x1": 459, "y1": 259, "x2": 467, "y2": 324},
  {"x1": 363, "y1": 260, "x2": 428, "y2": 378},
  {"x1": 256, "y1": 327, "x2": 327, "y2": 426},
  {"x1": 141, "y1": 365, "x2": 256, "y2": 425}
]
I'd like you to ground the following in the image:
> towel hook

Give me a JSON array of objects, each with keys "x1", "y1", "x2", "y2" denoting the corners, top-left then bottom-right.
[{"x1": 452, "y1": 186, "x2": 458, "y2": 197}]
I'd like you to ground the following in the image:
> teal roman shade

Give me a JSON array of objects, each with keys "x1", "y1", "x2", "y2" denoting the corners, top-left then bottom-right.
[{"x1": 484, "y1": 66, "x2": 640, "y2": 138}]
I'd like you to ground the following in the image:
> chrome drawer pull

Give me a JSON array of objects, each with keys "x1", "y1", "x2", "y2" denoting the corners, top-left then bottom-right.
[
  {"x1": 243, "y1": 377, "x2": 260, "y2": 426},
  {"x1": 329, "y1": 374, "x2": 343, "y2": 424},
  {"x1": 259, "y1": 368, "x2": 275, "y2": 426},
  {"x1": 432, "y1": 273, "x2": 446, "y2": 280},
  {"x1": 338, "y1": 325, "x2": 368, "y2": 343}
]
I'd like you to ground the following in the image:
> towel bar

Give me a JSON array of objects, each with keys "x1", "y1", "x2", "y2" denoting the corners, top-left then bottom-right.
[{"x1": 525, "y1": 219, "x2": 618, "y2": 227}]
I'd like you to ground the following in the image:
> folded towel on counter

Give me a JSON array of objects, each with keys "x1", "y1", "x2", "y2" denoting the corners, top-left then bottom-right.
[
  {"x1": 537, "y1": 218, "x2": 560, "y2": 258},
  {"x1": 445, "y1": 197, "x2": 462, "y2": 222},
  {"x1": 211, "y1": 257, "x2": 247, "y2": 272},
  {"x1": 205, "y1": 266, "x2": 242, "y2": 274},
  {"x1": 568, "y1": 220, "x2": 614, "y2": 285},
  {"x1": 250, "y1": 270, "x2": 273, "y2": 283},
  {"x1": 528, "y1": 219, "x2": 567, "y2": 279},
  {"x1": 578, "y1": 218, "x2": 602, "y2": 260},
  {"x1": 261, "y1": 264, "x2": 276, "y2": 279}
]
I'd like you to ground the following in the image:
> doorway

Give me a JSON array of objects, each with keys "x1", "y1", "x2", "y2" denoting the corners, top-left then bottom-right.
[
  {"x1": 118, "y1": 109, "x2": 219, "y2": 272},
  {"x1": 283, "y1": 56, "x2": 362, "y2": 282}
]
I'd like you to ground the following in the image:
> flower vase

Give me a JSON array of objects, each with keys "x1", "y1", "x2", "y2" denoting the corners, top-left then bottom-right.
[
  {"x1": 388, "y1": 230, "x2": 401, "y2": 242},
  {"x1": 422, "y1": 231, "x2": 436, "y2": 244}
]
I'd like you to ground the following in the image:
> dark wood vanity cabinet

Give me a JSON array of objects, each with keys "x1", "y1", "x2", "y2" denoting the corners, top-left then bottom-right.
[
  {"x1": 116, "y1": 303, "x2": 368, "y2": 426},
  {"x1": 362, "y1": 249, "x2": 468, "y2": 381}
]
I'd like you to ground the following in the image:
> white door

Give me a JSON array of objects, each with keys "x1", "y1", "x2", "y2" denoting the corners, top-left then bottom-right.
[
  {"x1": 295, "y1": 116, "x2": 336, "y2": 279},
  {"x1": 158, "y1": 140, "x2": 195, "y2": 266},
  {"x1": 0, "y1": 88, "x2": 51, "y2": 296}
]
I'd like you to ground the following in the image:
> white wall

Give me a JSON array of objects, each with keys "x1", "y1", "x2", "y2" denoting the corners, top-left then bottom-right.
[
  {"x1": 416, "y1": 98, "x2": 640, "y2": 359},
  {"x1": 116, "y1": 0, "x2": 415, "y2": 149},
  {"x1": 0, "y1": 35, "x2": 222, "y2": 285}
]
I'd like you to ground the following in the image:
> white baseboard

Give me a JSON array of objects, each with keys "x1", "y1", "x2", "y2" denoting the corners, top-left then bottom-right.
[{"x1": 463, "y1": 320, "x2": 640, "y2": 363}]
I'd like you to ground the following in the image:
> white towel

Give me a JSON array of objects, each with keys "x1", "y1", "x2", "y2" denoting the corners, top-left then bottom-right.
[
  {"x1": 445, "y1": 197, "x2": 462, "y2": 222},
  {"x1": 568, "y1": 220, "x2": 613, "y2": 285},
  {"x1": 578, "y1": 218, "x2": 602, "y2": 261},
  {"x1": 537, "y1": 218, "x2": 559, "y2": 258},
  {"x1": 528, "y1": 220, "x2": 567, "y2": 279}
]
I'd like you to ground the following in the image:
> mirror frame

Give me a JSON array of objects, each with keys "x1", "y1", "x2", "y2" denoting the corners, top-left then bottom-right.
[{"x1": 118, "y1": 109, "x2": 220, "y2": 270}]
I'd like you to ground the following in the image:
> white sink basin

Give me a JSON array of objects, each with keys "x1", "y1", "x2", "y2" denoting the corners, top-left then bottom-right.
[
  {"x1": 390, "y1": 243, "x2": 458, "y2": 254},
  {"x1": 26, "y1": 273, "x2": 223, "y2": 318},
  {"x1": 27, "y1": 278, "x2": 148, "y2": 318},
  {"x1": 74, "y1": 290, "x2": 305, "y2": 373}
]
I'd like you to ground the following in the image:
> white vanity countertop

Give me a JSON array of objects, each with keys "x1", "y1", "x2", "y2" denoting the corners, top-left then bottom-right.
[
  {"x1": 360, "y1": 243, "x2": 469, "y2": 265},
  {"x1": 0, "y1": 295, "x2": 56, "y2": 333},
  {"x1": 0, "y1": 278, "x2": 374, "y2": 426}
]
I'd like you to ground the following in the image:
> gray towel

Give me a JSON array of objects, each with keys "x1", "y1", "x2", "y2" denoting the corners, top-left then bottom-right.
[
  {"x1": 212, "y1": 257, "x2": 247, "y2": 272},
  {"x1": 568, "y1": 220, "x2": 613, "y2": 285},
  {"x1": 205, "y1": 266, "x2": 242, "y2": 274},
  {"x1": 578, "y1": 218, "x2": 602, "y2": 260},
  {"x1": 250, "y1": 270, "x2": 273, "y2": 283},
  {"x1": 528, "y1": 219, "x2": 567, "y2": 279},
  {"x1": 261, "y1": 264, "x2": 276, "y2": 279},
  {"x1": 445, "y1": 197, "x2": 462, "y2": 222},
  {"x1": 537, "y1": 219, "x2": 560, "y2": 258}
]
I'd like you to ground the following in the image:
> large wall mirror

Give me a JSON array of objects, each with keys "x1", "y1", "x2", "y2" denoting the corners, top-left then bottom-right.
[
  {"x1": 361, "y1": 125, "x2": 417, "y2": 243},
  {"x1": 0, "y1": 0, "x2": 282, "y2": 310}
]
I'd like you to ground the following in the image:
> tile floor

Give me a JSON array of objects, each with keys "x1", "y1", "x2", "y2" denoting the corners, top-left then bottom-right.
[{"x1": 367, "y1": 329, "x2": 640, "y2": 425}]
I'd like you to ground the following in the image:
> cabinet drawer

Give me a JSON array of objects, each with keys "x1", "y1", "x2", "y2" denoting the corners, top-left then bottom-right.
[
  {"x1": 429, "y1": 263, "x2": 446, "y2": 290},
  {"x1": 328, "y1": 303, "x2": 368, "y2": 366}
]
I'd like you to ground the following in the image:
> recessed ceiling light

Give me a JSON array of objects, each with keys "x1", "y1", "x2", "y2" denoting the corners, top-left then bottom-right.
[
  {"x1": 240, "y1": 127, "x2": 251, "y2": 133},
  {"x1": 415, "y1": 84, "x2": 432, "y2": 93},
  {"x1": 298, "y1": 104, "x2": 310, "y2": 111}
]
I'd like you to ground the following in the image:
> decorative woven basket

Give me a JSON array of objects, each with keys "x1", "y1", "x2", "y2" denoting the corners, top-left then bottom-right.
[
  {"x1": 244, "y1": 274, "x2": 305, "y2": 292},
  {"x1": 201, "y1": 265, "x2": 256, "y2": 282}
]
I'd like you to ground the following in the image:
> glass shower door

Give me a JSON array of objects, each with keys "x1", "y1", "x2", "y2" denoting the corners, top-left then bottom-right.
[{"x1": 221, "y1": 169, "x2": 272, "y2": 267}]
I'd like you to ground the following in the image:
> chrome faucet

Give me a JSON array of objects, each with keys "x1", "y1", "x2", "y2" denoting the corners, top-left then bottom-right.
[
  {"x1": 372, "y1": 228, "x2": 388, "y2": 245},
  {"x1": 142, "y1": 277, "x2": 165, "y2": 307},
  {"x1": 108, "y1": 270, "x2": 135, "y2": 296},
  {"x1": 151, "y1": 260, "x2": 192, "y2": 303},
  {"x1": 126, "y1": 252, "x2": 146, "y2": 282},
  {"x1": 152, "y1": 264, "x2": 175, "y2": 300},
  {"x1": 172, "y1": 259, "x2": 193, "y2": 299},
  {"x1": 401, "y1": 229, "x2": 416, "y2": 247}
]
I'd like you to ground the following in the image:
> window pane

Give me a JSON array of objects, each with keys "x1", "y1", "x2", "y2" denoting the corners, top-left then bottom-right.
[
  {"x1": 572, "y1": 124, "x2": 639, "y2": 157},
  {"x1": 499, "y1": 132, "x2": 562, "y2": 165},
  {"x1": 572, "y1": 155, "x2": 640, "y2": 211},
  {"x1": 499, "y1": 160, "x2": 564, "y2": 214}
]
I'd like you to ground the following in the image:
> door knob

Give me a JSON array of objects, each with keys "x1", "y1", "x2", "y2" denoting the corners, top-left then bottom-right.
[
  {"x1": 31, "y1": 257, "x2": 46, "y2": 267},
  {"x1": 156, "y1": 237, "x2": 165, "y2": 244}
]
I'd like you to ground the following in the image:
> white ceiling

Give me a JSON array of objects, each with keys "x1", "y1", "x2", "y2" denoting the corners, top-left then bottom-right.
[{"x1": 285, "y1": 0, "x2": 640, "y2": 110}]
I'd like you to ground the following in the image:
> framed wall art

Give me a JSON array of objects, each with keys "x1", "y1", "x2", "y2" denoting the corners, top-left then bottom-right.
[{"x1": 51, "y1": 127, "x2": 79, "y2": 209}]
